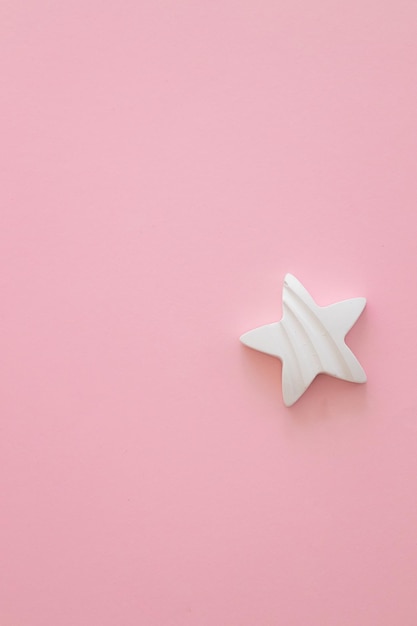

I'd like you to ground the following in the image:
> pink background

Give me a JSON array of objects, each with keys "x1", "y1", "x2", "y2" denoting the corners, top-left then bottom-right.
[{"x1": 1, "y1": 1, "x2": 417, "y2": 624}]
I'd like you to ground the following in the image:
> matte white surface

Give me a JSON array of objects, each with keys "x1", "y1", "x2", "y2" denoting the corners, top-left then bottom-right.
[{"x1": 240, "y1": 274, "x2": 367, "y2": 406}]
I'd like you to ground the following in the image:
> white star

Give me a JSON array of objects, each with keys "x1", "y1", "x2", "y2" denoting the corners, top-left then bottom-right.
[{"x1": 240, "y1": 274, "x2": 367, "y2": 406}]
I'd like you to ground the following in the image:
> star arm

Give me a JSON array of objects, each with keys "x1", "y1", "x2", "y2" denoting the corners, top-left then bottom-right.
[
  {"x1": 282, "y1": 363, "x2": 317, "y2": 406},
  {"x1": 331, "y1": 341, "x2": 367, "y2": 383},
  {"x1": 320, "y1": 298, "x2": 367, "y2": 383},
  {"x1": 240, "y1": 323, "x2": 284, "y2": 359},
  {"x1": 321, "y1": 297, "x2": 366, "y2": 338}
]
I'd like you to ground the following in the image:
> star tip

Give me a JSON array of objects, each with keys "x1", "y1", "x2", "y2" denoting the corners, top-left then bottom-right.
[
  {"x1": 283, "y1": 273, "x2": 299, "y2": 290},
  {"x1": 358, "y1": 296, "x2": 367, "y2": 313},
  {"x1": 282, "y1": 394, "x2": 296, "y2": 407},
  {"x1": 283, "y1": 400, "x2": 295, "y2": 408},
  {"x1": 283, "y1": 272, "x2": 295, "y2": 282},
  {"x1": 354, "y1": 369, "x2": 367, "y2": 383},
  {"x1": 239, "y1": 333, "x2": 248, "y2": 345}
]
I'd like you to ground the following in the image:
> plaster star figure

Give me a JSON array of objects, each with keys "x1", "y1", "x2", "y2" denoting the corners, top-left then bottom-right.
[{"x1": 240, "y1": 274, "x2": 367, "y2": 406}]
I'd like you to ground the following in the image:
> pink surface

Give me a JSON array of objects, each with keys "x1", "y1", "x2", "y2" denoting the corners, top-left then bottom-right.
[{"x1": 1, "y1": 1, "x2": 417, "y2": 624}]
